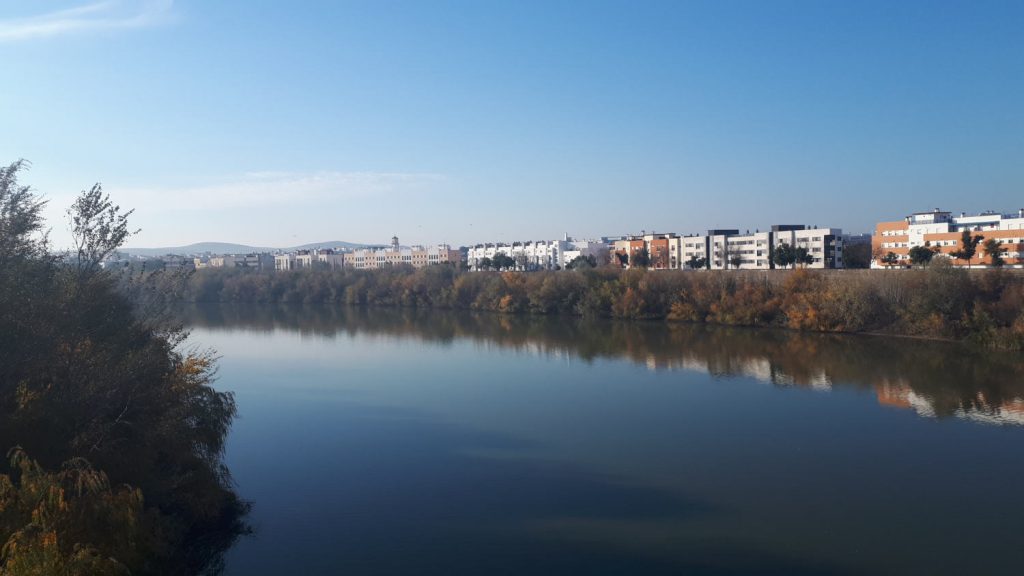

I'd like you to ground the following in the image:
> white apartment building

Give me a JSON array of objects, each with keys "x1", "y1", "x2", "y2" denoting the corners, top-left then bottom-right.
[
  {"x1": 679, "y1": 225, "x2": 844, "y2": 270},
  {"x1": 467, "y1": 236, "x2": 608, "y2": 270},
  {"x1": 563, "y1": 240, "x2": 609, "y2": 267},
  {"x1": 771, "y1": 226, "x2": 844, "y2": 269},
  {"x1": 274, "y1": 253, "x2": 297, "y2": 271},
  {"x1": 275, "y1": 248, "x2": 347, "y2": 271}
]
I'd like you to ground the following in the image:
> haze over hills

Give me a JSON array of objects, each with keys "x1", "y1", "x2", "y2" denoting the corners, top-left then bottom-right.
[{"x1": 121, "y1": 241, "x2": 373, "y2": 258}]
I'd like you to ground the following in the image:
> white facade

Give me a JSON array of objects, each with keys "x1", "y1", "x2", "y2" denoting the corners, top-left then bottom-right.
[
  {"x1": 681, "y1": 236, "x2": 709, "y2": 269},
  {"x1": 679, "y1": 225, "x2": 844, "y2": 270},
  {"x1": 771, "y1": 226, "x2": 844, "y2": 269},
  {"x1": 274, "y1": 253, "x2": 296, "y2": 271},
  {"x1": 562, "y1": 240, "x2": 609, "y2": 268},
  {"x1": 467, "y1": 237, "x2": 608, "y2": 270},
  {"x1": 720, "y1": 231, "x2": 773, "y2": 269}
]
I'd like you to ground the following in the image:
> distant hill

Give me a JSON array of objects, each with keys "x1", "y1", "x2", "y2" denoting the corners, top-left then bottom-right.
[{"x1": 121, "y1": 241, "x2": 369, "y2": 257}]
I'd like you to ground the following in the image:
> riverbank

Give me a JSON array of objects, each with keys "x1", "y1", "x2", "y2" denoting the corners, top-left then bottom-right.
[{"x1": 158, "y1": 264, "x2": 1024, "y2": 350}]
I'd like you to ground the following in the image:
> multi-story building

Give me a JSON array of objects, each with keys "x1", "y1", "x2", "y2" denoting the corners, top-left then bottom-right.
[
  {"x1": 209, "y1": 253, "x2": 274, "y2": 269},
  {"x1": 770, "y1": 225, "x2": 844, "y2": 269},
  {"x1": 562, "y1": 239, "x2": 610, "y2": 268},
  {"x1": 467, "y1": 236, "x2": 607, "y2": 270},
  {"x1": 873, "y1": 208, "x2": 1024, "y2": 268},
  {"x1": 344, "y1": 237, "x2": 461, "y2": 270},
  {"x1": 611, "y1": 233, "x2": 680, "y2": 269},
  {"x1": 274, "y1": 253, "x2": 296, "y2": 271},
  {"x1": 611, "y1": 237, "x2": 646, "y2": 268},
  {"x1": 679, "y1": 226, "x2": 843, "y2": 270}
]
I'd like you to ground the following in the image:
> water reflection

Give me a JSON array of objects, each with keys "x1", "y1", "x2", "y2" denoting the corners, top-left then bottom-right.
[{"x1": 180, "y1": 304, "x2": 1024, "y2": 427}]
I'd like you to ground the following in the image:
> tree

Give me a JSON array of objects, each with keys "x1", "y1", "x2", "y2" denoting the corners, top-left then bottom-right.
[
  {"x1": 881, "y1": 251, "x2": 900, "y2": 268},
  {"x1": 983, "y1": 238, "x2": 1007, "y2": 268},
  {"x1": 0, "y1": 160, "x2": 50, "y2": 267},
  {"x1": 631, "y1": 246, "x2": 650, "y2": 269},
  {"x1": 491, "y1": 252, "x2": 515, "y2": 270},
  {"x1": 728, "y1": 255, "x2": 743, "y2": 269},
  {"x1": 949, "y1": 230, "x2": 983, "y2": 268},
  {"x1": 0, "y1": 161, "x2": 248, "y2": 575},
  {"x1": 686, "y1": 254, "x2": 707, "y2": 270},
  {"x1": 477, "y1": 257, "x2": 492, "y2": 270},
  {"x1": 772, "y1": 244, "x2": 795, "y2": 269},
  {"x1": 615, "y1": 252, "x2": 629, "y2": 268},
  {"x1": 794, "y1": 247, "x2": 814, "y2": 268},
  {"x1": 908, "y1": 245, "x2": 935, "y2": 267},
  {"x1": 67, "y1": 184, "x2": 138, "y2": 277},
  {"x1": 567, "y1": 254, "x2": 597, "y2": 270},
  {"x1": 843, "y1": 242, "x2": 872, "y2": 269}
]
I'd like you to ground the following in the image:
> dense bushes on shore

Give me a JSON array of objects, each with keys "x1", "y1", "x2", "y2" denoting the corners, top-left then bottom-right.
[
  {"x1": 172, "y1": 263, "x2": 1024, "y2": 349},
  {"x1": 0, "y1": 162, "x2": 247, "y2": 575}
]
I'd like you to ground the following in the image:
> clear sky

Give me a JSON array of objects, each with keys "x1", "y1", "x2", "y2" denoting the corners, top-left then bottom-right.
[{"x1": 2, "y1": 0, "x2": 1022, "y2": 248}]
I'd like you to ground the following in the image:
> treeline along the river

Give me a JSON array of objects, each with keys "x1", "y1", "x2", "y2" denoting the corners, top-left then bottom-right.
[
  {"x1": 0, "y1": 161, "x2": 247, "y2": 575},
  {"x1": 167, "y1": 263, "x2": 1024, "y2": 349}
]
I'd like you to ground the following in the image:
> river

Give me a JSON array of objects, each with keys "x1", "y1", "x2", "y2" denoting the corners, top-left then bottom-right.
[{"x1": 180, "y1": 304, "x2": 1024, "y2": 575}]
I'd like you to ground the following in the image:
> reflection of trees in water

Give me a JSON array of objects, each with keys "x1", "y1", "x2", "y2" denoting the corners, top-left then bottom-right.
[{"x1": 183, "y1": 304, "x2": 1024, "y2": 425}]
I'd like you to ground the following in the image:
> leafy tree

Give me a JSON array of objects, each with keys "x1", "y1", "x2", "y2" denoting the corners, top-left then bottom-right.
[
  {"x1": 950, "y1": 229, "x2": 983, "y2": 268},
  {"x1": 794, "y1": 247, "x2": 814, "y2": 267},
  {"x1": 567, "y1": 254, "x2": 597, "y2": 270},
  {"x1": 630, "y1": 246, "x2": 650, "y2": 268},
  {"x1": 0, "y1": 160, "x2": 50, "y2": 267},
  {"x1": 881, "y1": 251, "x2": 900, "y2": 268},
  {"x1": 842, "y1": 242, "x2": 871, "y2": 269},
  {"x1": 685, "y1": 254, "x2": 707, "y2": 270},
  {"x1": 772, "y1": 244, "x2": 796, "y2": 269},
  {"x1": 615, "y1": 252, "x2": 629, "y2": 268},
  {"x1": 728, "y1": 255, "x2": 743, "y2": 269},
  {"x1": 908, "y1": 245, "x2": 935, "y2": 267},
  {"x1": 491, "y1": 252, "x2": 516, "y2": 270},
  {"x1": 477, "y1": 256, "x2": 492, "y2": 270},
  {"x1": 983, "y1": 238, "x2": 1007, "y2": 268}
]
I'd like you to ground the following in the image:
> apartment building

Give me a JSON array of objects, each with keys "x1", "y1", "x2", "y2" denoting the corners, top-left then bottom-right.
[
  {"x1": 873, "y1": 208, "x2": 1024, "y2": 268},
  {"x1": 680, "y1": 226, "x2": 843, "y2": 270},
  {"x1": 611, "y1": 233, "x2": 680, "y2": 269},
  {"x1": 467, "y1": 236, "x2": 608, "y2": 270},
  {"x1": 344, "y1": 239, "x2": 460, "y2": 270},
  {"x1": 209, "y1": 253, "x2": 273, "y2": 269}
]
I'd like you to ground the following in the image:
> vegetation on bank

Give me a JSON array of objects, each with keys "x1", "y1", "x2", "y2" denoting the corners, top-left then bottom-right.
[
  {"x1": 169, "y1": 263, "x2": 1024, "y2": 349},
  {"x1": 0, "y1": 161, "x2": 247, "y2": 575}
]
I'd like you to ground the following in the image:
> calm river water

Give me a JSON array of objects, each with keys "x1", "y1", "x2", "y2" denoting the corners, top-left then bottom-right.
[{"x1": 182, "y1": 304, "x2": 1024, "y2": 576}]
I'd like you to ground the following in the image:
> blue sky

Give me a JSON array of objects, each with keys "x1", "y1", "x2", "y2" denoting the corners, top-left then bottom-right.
[{"x1": 1, "y1": 0, "x2": 1022, "y2": 248}]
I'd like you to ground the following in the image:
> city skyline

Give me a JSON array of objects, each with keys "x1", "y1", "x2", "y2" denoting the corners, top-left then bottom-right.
[{"x1": 3, "y1": 0, "x2": 1022, "y2": 248}]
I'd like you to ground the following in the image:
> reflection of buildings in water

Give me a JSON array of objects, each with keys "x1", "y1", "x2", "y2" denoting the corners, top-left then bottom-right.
[
  {"x1": 875, "y1": 381, "x2": 1024, "y2": 425},
  {"x1": 956, "y1": 398, "x2": 1024, "y2": 426},
  {"x1": 874, "y1": 380, "x2": 937, "y2": 418},
  {"x1": 506, "y1": 334, "x2": 1023, "y2": 427},
  {"x1": 644, "y1": 353, "x2": 835, "y2": 390}
]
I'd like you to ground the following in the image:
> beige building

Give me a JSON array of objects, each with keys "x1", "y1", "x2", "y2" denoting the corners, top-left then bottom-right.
[{"x1": 343, "y1": 237, "x2": 460, "y2": 270}]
